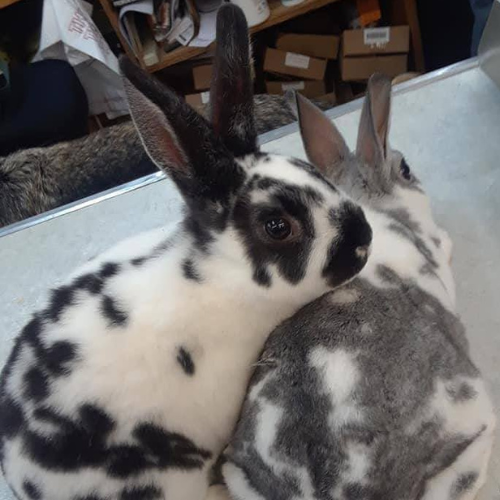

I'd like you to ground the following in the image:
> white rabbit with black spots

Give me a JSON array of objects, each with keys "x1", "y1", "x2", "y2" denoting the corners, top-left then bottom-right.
[
  {"x1": 0, "y1": 6, "x2": 373, "y2": 500},
  {"x1": 220, "y1": 75, "x2": 495, "y2": 500}
]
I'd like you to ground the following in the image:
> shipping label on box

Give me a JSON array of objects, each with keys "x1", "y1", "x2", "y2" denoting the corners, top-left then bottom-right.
[
  {"x1": 264, "y1": 48, "x2": 327, "y2": 81},
  {"x1": 342, "y1": 26, "x2": 410, "y2": 56},
  {"x1": 276, "y1": 33, "x2": 340, "y2": 60}
]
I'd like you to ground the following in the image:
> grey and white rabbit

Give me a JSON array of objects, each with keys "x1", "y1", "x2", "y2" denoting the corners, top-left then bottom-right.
[
  {"x1": 0, "y1": 91, "x2": 324, "y2": 229},
  {"x1": 0, "y1": 5, "x2": 372, "y2": 500},
  {"x1": 218, "y1": 75, "x2": 496, "y2": 500}
]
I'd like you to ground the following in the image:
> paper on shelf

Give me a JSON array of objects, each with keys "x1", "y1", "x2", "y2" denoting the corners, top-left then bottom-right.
[
  {"x1": 118, "y1": 0, "x2": 154, "y2": 49},
  {"x1": 188, "y1": 9, "x2": 217, "y2": 47},
  {"x1": 37, "y1": 0, "x2": 128, "y2": 119}
]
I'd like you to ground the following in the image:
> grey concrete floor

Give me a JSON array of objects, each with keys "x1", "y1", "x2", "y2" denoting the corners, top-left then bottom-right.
[{"x1": 0, "y1": 63, "x2": 499, "y2": 499}]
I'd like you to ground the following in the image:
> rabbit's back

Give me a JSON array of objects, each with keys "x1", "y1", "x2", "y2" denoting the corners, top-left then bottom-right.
[
  {"x1": 0, "y1": 122, "x2": 155, "y2": 227},
  {"x1": 228, "y1": 276, "x2": 493, "y2": 500}
]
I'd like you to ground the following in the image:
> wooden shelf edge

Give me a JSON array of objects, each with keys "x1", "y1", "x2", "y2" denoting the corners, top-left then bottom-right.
[
  {"x1": 0, "y1": 0, "x2": 23, "y2": 9},
  {"x1": 148, "y1": 0, "x2": 340, "y2": 73}
]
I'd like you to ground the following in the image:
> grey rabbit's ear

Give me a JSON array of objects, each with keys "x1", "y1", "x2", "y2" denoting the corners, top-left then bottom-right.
[
  {"x1": 356, "y1": 73, "x2": 392, "y2": 168},
  {"x1": 210, "y1": 4, "x2": 257, "y2": 157},
  {"x1": 120, "y1": 56, "x2": 243, "y2": 205},
  {"x1": 294, "y1": 91, "x2": 350, "y2": 176}
]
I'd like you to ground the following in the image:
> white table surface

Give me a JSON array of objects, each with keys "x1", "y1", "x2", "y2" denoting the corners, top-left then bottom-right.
[{"x1": 1, "y1": 61, "x2": 499, "y2": 499}]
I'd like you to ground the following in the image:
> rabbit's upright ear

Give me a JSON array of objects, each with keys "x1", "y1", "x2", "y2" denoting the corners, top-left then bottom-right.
[
  {"x1": 294, "y1": 92, "x2": 350, "y2": 178},
  {"x1": 210, "y1": 4, "x2": 257, "y2": 157},
  {"x1": 356, "y1": 73, "x2": 392, "y2": 168},
  {"x1": 120, "y1": 57, "x2": 244, "y2": 205}
]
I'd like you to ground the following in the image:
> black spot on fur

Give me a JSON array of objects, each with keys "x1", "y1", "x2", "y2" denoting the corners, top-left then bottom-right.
[
  {"x1": 119, "y1": 485, "x2": 162, "y2": 500},
  {"x1": 323, "y1": 202, "x2": 372, "y2": 287},
  {"x1": 253, "y1": 267, "x2": 271, "y2": 287},
  {"x1": 233, "y1": 181, "x2": 319, "y2": 286},
  {"x1": 447, "y1": 381, "x2": 478, "y2": 402},
  {"x1": 288, "y1": 157, "x2": 339, "y2": 192},
  {"x1": 22, "y1": 316, "x2": 44, "y2": 342},
  {"x1": 44, "y1": 285, "x2": 75, "y2": 322},
  {"x1": 26, "y1": 404, "x2": 115, "y2": 471},
  {"x1": 177, "y1": 347, "x2": 195, "y2": 375},
  {"x1": 79, "y1": 404, "x2": 116, "y2": 435},
  {"x1": 134, "y1": 423, "x2": 212, "y2": 468},
  {"x1": 431, "y1": 236, "x2": 442, "y2": 248},
  {"x1": 131, "y1": 256, "x2": 148, "y2": 266},
  {"x1": 42, "y1": 263, "x2": 121, "y2": 322},
  {"x1": 0, "y1": 397, "x2": 25, "y2": 439},
  {"x1": 184, "y1": 217, "x2": 215, "y2": 254},
  {"x1": 44, "y1": 341, "x2": 78, "y2": 376},
  {"x1": 255, "y1": 177, "x2": 324, "y2": 205},
  {"x1": 107, "y1": 445, "x2": 151, "y2": 477},
  {"x1": 388, "y1": 222, "x2": 438, "y2": 270},
  {"x1": 100, "y1": 263, "x2": 120, "y2": 278},
  {"x1": 73, "y1": 274, "x2": 105, "y2": 295},
  {"x1": 182, "y1": 259, "x2": 202, "y2": 283},
  {"x1": 377, "y1": 264, "x2": 400, "y2": 283},
  {"x1": 107, "y1": 423, "x2": 212, "y2": 477},
  {"x1": 22, "y1": 480, "x2": 42, "y2": 500},
  {"x1": 101, "y1": 295, "x2": 128, "y2": 327},
  {"x1": 23, "y1": 367, "x2": 50, "y2": 402},
  {"x1": 452, "y1": 471, "x2": 478, "y2": 498}
]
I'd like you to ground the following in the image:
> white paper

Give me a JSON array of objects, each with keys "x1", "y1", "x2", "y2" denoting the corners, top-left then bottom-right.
[
  {"x1": 118, "y1": 0, "x2": 154, "y2": 49},
  {"x1": 188, "y1": 10, "x2": 217, "y2": 48},
  {"x1": 38, "y1": 0, "x2": 128, "y2": 118},
  {"x1": 364, "y1": 27, "x2": 390, "y2": 47},
  {"x1": 281, "y1": 81, "x2": 305, "y2": 91},
  {"x1": 285, "y1": 52, "x2": 310, "y2": 69}
]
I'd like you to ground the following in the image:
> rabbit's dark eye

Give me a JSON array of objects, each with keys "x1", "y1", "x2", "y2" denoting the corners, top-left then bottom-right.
[
  {"x1": 265, "y1": 218, "x2": 292, "y2": 240},
  {"x1": 400, "y1": 158, "x2": 412, "y2": 180}
]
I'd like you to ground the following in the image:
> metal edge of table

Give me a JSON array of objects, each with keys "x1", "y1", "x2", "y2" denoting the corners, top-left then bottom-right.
[{"x1": 0, "y1": 57, "x2": 479, "y2": 240}]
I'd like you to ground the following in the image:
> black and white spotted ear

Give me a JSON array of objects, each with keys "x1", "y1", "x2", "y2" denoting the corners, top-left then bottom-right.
[
  {"x1": 356, "y1": 73, "x2": 392, "y2": 168},
  {"x1": 294, "y1": 91, "x2": 350, "y2": 178},
  {"x1": 120, "y1": 56, "x2": 244, "y2": 205},
  {"x1": 209, "y1": 4, "x2": 257, "y2": 157}
]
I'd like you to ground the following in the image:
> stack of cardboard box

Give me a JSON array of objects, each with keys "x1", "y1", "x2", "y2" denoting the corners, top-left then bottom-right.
[
  {"x1": 263, "y1": 33, "x2": 339, "y2": 103},
  {"x1": 185, "y1": 64, "x2": 213, "y2": 110},
  {"x1": 341, "y1": 25, "x2": 410, "y2": 81}
]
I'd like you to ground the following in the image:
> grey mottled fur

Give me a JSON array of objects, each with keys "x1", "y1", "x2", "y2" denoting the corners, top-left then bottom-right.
[
  {"x1": 0, "y1": 94, "x2": 328, "y2": 228},
  {"x1": 222, "y1": 77, "x2": 495, "y2": 500}
]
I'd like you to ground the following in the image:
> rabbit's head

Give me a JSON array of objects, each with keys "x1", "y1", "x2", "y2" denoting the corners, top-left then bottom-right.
[
  {"x1": 293, "y1": 74, "x2": 454, "y2": 286},
  {"x1": 119, "y1": 5, "x2": 371, "y2": 307}
]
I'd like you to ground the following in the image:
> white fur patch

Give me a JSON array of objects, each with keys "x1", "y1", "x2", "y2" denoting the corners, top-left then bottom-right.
[{"x1": 310, "y1": 347, "x2": 363, "y2": 428}]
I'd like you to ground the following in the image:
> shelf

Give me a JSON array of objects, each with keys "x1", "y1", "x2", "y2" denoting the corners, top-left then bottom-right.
[
  {"x1": 0, "y1": 0, "x2": 23, "y2": 8},
  {"x1": 148, "y1": 0, "x2": 340, "y2": 72}
]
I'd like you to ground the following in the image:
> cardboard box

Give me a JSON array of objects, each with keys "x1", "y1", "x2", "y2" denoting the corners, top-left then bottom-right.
[
  {"x1": 341, "y1": 54, "x2": 407, "y2": 81},
  {"x1": 192, "y1": 65, "x2": 213, "y2": 90},
  {"x1": 315, "y1": 92, "x2": 337, "y2": 106},
  {"x1": 276, "y1": 34, "x2": 340, "y2": 60},
  {"x1": 342, "y1": 26, "x2": 410, "y2": 56},
  {"x1": 264, "y1": 48, "x2": 327, "y2": 81},
  {"x1": 356, "y1": 0, "x2": 381, "y2": 27},
  {"x1": 185, "y1": 91, "x2": 210, "y2": 110},
  {"x1": 265, "y1": 80, "x2": 326, "y2": 98}
]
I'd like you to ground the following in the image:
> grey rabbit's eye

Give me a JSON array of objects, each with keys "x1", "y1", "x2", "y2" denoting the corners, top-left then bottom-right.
[
  {"x1": 400, "y1": 158, "x2": 412, "y2": 181},
  {"x1": 265, "y1": 218, "x2": 292, "y2": 240}
]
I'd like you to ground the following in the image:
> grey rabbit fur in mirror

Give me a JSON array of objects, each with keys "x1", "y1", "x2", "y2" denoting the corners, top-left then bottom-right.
[
  {"x1": 0, "y1": 5, "x2": 372, "y2": 500},
  {"x1": 0, "y1": 93, "x2": 331, "y2": 229},
  {"x1": 217, "y1": 75, "x2": 496, "y2": 500}
]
